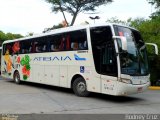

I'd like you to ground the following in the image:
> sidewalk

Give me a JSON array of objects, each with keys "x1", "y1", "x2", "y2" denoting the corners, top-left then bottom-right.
[{"x1": 149, "y1": 86, "x2": 160, "y2": 90}]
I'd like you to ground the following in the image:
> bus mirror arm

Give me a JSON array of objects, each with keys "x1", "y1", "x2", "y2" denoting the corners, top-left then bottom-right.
[{"x1": 145, "y1": 43, "x2": 158, "y2": 55}]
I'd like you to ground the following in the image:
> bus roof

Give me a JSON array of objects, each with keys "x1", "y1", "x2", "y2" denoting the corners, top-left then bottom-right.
[{"x1": 2, "y1": 23, "x2": 137, "y2": 44}]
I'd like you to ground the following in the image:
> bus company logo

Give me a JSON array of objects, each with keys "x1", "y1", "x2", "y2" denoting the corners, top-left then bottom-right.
[
  {"x1": 74, "y1": 54, "x2": 86, "y2": 61},
  {"x1": 33, "y1": 55, "x2": 86, "y2": 62},
  {"x1": 33, "y1": 56, "x2": 72, "y2": 61}
]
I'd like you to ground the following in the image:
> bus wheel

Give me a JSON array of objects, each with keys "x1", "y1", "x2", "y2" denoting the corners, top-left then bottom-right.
[
  {"x1": 14, "y1": 71, "x2": 21, "y2": 84},
  {"x1": 73, "y1": 77, "x2": 89, "y2": 97}
]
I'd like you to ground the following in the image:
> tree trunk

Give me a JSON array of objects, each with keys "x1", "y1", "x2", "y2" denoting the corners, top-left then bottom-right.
[
  {"x1": 59, "y1": 3, "x2": 69, "y2": 26},
  {"x1": 70, "y1": 12, "x2": 78, "y2": 26},
  {"x1": 61, "y1": 10, "x2": 69, "y2": 26}
]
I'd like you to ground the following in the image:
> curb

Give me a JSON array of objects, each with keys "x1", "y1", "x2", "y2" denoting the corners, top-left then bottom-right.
[{"x1": 149, "y1": 86, "x2": 160, "y2": 90}]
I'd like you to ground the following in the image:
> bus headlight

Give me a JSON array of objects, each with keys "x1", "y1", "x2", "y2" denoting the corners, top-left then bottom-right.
[{"x1": 120, "y1": 78, "x2": 132, "y2": 84}]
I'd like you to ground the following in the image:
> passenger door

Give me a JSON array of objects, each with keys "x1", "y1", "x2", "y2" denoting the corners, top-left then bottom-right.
[
  {"x1": 100, "y1": 43, "x2": 118, "y2": 95},
  {"x1": 90, "y1": 26, "x2": 118, "y2": 95}
]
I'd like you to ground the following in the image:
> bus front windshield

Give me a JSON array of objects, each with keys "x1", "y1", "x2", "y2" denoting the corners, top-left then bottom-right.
[{"x1": 114, "y1": 25, "x2": 149, "y2": 76}]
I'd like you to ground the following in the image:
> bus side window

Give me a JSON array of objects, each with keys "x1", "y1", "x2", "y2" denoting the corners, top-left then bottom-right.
[
  {"x1": 59, "y1": 37, "x2": 66, "y2": 50},
  {"x1": 42, "y1": 44, "x2": 47, "y2": 52},
  {"x1": 3, "y1": 44, "x2": 8, "y2": 55},
  {"x1": 46, "y1": 40, "x2": 51, "y2": 52},
  {"x1": 50, "y1": 35, "x2": 60, "y2": 52},
  {"x1": 84, "y1": 41, "x2": 87, "y2": 49},
  {"x1": 79, "y1": 40, "x2": 87, "y2": 50},
  {"x1": 5, "y1": 43, "x2": 13, "y2": 55},
  {"x1": 29, "y1": 42, "x2": 36, "y2": 53},
  {"x1": 69, "y1": 29, "x2": 87, "y2": 51},
  {"x1": 51, "y1": 44, "x2": 54, "y2": 51},
  {"x1": 71, "y1": 42, "x2": 78, "y2": 50},
  {"x1": 2, "y1": 44, "x2": 6, "y2": 55},
  {"x1": 66, "y1": 35, "x2": 70, "y2": 50},
  {"x1": 35, "y1": 43, "x2": 41, "y2": 53},
  {"x1": 90, "y1": 26, "x2": 117, "y2": 76},
  {"x1": 21, "y1": 40, "x2": 31, "y2": 54}
]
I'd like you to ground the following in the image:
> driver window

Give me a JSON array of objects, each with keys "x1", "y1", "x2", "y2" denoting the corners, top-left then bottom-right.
[{"x1": 90, "y1": 26, "x2": 118, "y2": 76}]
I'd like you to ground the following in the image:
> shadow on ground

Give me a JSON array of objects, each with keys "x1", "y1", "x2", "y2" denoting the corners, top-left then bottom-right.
[{"x1": 6, "y1": 79, "x2": 144, "y2": 103}]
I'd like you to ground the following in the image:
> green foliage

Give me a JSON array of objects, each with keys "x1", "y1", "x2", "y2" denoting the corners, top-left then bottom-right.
[
  {"x1": 149, "y1": 55, "x2": 160, "y2": 85},
  {"x1": 106, "y1": 17, "x2": 127, "y2": 25},
  {"x1": 126, "y1": 17, "x2": 160, "y2": 85},
  {"x1": 5, "y1": 33, "x2": 23, "y2": 40},
  {"x1": 43, "y1": 23, "x2": 63, "y2": 33},
  {"x1": 26, "y1": 32, "x2": 34, "y2": 37},
  {"x1": 148, "y1": 0, "x2": 160, "y2": 18},
  {"x1": 107, "y1": 16, "x2": 160, "y2": 85},
  {"x1": 0, "y1": 31, "x2": 7, "y2": 41},
  {"x1": 46, "y1": 0, "x2": 113, "y2": 26},
  {"x1": 0, "y1": 30, "x2": 23, "y2": 45},
  {"x1": 147, "y1": 0, "x2": 160, "y2": 8},
  {"x1": 129, "y1": 17, "x2": 160, "y2": 53}
]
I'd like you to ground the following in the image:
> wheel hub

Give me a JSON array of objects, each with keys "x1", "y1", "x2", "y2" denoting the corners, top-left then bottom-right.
[{"x1": 77, "y1": 82, "x2": 86, "y2": 92}]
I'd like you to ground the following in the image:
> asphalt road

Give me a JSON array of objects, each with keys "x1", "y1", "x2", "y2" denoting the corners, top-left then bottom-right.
[{"x1": 0, "y1": 78, "x2": 160, "y2": 114}]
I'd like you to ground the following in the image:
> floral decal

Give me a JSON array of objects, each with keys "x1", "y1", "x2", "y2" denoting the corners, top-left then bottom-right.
[
  {"x1": 20, "y1": 55, "x2": 31, "y2": 80},
  {"x1": 4, "y1": 50, "x2": 12, "y2": 75}
]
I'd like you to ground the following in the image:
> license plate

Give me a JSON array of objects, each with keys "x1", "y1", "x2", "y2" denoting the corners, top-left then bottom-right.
[{"x1": 137, "y1": 87, "x2": 143, "y2": 92}]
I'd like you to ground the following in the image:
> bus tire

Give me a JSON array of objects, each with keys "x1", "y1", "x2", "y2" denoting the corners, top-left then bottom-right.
[
  {"x1": 14, "y1": 71, "x2": 21, "y2": 84},
  {"x1": 73, "y1": 77, "x2": 89, "y2": 97}
]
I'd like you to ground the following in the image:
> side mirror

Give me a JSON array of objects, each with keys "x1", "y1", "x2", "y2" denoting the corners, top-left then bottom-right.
[
  {"x1": 145, "y1": 43, "x2": 158, "y2": 55},
  {"x1": 113, "y1": 36, "x2": 127, "y2": 51}
]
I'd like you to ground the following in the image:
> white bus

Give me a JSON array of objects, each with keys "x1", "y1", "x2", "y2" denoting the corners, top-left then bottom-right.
[{"x1": 1, "y1": 23, "x2": 150, "y2": 96}]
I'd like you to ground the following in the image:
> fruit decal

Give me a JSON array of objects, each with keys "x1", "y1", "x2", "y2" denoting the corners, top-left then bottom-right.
[
  {"x1": 17, "y1": 56, "x2": 21, "y2": 63},
  {"x1": 4, "y1": 50, "x2": 12, "y2": 75},
  {"x1": 20, "y1": 55, "x2": 31, "y2": 80},
  {"x1": 3, "y1": 42, "x2": 32, "y2": 80}
]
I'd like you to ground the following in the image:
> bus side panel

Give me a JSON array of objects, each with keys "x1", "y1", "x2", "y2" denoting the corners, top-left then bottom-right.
[
  {"x1": 68, "y1": 66, "x2": 101, "y2": 93},
  {"x1": 44, "y1": 65, "x2": 60, "y2": 86},
  {"x1": 60, "y1": 66, "x2": 68, "y2": 87},
  {"x1": 85, "y1": 67, "x2": 101, "y2": 93},
  {"x1": 101, "y1": 75, "x2": 118, "y2": 95},
  {"x1": 33, "y1": 64, "x2": 44, "y2": 83}
]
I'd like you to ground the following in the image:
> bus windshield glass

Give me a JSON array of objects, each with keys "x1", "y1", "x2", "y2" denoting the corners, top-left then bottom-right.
[{"x1": 114, "y1": 25, "x2": 149, "y2": 76}]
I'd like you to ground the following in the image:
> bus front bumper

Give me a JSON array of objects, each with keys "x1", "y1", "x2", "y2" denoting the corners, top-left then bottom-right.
[{"x1": 116, "y1": 81, "x2": 150, "y2": 96}]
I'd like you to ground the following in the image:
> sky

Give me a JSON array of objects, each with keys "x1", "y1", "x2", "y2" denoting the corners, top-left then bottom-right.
[{"x1": 0, "y1": 0, "x2": 155, "y2": 35}]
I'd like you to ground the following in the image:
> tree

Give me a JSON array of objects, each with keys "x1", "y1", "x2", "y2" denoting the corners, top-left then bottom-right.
[
  {"x1": 127, "y1": 17, "x2": 146, "y2": 28},
  {"x1": 148, "y1": 0, "x2": 160, "y2": 18},
  {"x1": 128, "y1": 17, "x2": 160, "y2": 85},
  {"x1": 148, "y1": 0, "x2": 160, "y2": 8},
  {"x1": 26, "y1": 32, "x2": 34, "y2": 37},
  {"x1": 128, "y1": 17, "x2": 160, "y2": 45},
  {"x1": 13, "y1": 34, "x2": 23, "y2": 39},
  {"x1": 0, "y1": 30, "x2": 23, "y2": 41},
  {"x1": 106, "y1": 17, "x2": 127, "y2": 25},
  {"x1": 43, "y1": 23, "x2": 63, "y2": 33},
  {"x1": 0, "y1": 31, "x2": 7, "y2": 45},
  {"x1": 46, "y1": 0, "x2": 113, "y2": 26},
  {"x1": 0, "y1": 31, "x2": 7, "y2": 41}
]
